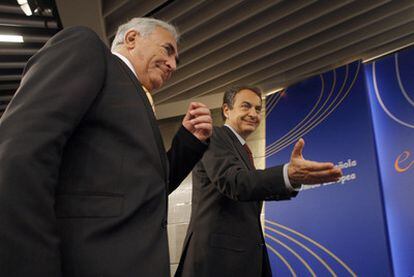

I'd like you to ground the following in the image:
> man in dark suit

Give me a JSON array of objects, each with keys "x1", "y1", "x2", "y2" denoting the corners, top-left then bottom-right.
[
  {"x1": 175, "y1": 86, "x2": 342, "y2": 277},
  {"x1": 0, "y1": 18, "x2": 212, "y2": 276}
]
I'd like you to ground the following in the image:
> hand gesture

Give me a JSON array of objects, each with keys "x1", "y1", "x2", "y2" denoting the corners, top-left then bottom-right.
[
  {"x1": 182, "y1": 102, "x2": 213, "y2": 142},
  {"x1": 288, "y1": 139, "x2": 342, "y2": 185}
]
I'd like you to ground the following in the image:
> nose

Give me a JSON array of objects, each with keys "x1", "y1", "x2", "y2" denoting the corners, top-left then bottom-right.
[
  {"x1": 249, "y1": 108, "x2": 258, "y2": 117},
  {"x1": 166, "y1": 56, "x2": 177, "y2": 71}
]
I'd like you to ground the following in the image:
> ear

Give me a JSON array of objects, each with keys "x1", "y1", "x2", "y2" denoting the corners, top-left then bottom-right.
[
  {"x1": 124, "y1": 30, "x2": 140, "y2": 49},
  {"x1": 222, "y1": 104, "x2": 230, "y2": 119}
]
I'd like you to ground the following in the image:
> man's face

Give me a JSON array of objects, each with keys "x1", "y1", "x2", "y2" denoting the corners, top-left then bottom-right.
[
  {"x1": 126, "y1": 26, "x2": 178, "y2": 91},
  {"x1": 223, "y1": 89, "x2": 262, "y2": 139}
]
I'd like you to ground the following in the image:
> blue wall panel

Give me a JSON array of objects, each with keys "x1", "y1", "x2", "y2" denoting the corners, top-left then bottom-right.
[
  {"x1": 365, "y1": 47, "x2": 414, "y2": 277},
  {"x1": 265, "y1": 61, "x2": 392, "y2": 276}
]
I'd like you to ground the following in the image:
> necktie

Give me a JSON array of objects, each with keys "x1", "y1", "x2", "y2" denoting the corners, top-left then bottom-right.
[
  {"x1": 243, "y1": 143, "x2": 255, "y2": 169},
  {"x1": 141, "y1": 85, "x2": 156, "y2": 114}
]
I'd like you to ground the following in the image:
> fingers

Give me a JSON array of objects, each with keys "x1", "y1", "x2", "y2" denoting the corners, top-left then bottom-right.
[
  {"x1": 189, "y1": 102, "x2": 208, "y2": 109},
  {"x1": 291, "y1": 138, "x2": 304, "y2": 159},
  {"x1": 183, "y1": 102, "x2": 208, "y2": 121},
  {"x1": 290, "y1": 169, "x2": 342, "y2": 185},
  {"x1": 190, "y1": 115, "x2": 212, "y2": 126},
  {"x1": 182, "y1": 102, "x2": 213, "y2": 141},
  {"x1": 303, "y1": 160, "x2": 335, "y2": 171},
  {"x1": 193, "y1": 123, "x2": 212, "y2": 130},
  {"x1": 188, "y1": 102, "x2": 208, "y2": 115},
  {"x1": 306, "y1": 168, "x2": 342, "y2": 181},
  {"x1": 190, "y1": 107, "x2": 211, "y2": 118},
  {"x1": 288, "y1": 159, "x2": 343, "y2": 185}
]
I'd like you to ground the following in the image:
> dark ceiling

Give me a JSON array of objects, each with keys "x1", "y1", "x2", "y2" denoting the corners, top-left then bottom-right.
[
  {"x1": 0, "y1": 0, "x2": 60, "y2": 117},
  {"x1": 1, "y1": 0, "x2": 414, "y2": 118}
]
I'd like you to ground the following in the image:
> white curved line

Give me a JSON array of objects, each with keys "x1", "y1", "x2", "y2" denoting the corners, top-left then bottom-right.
[
  {"x1": 373, "y1": 61, "x2": 414, "y2": 128},
  {"x1": 266, "y1": 68, "x2": 340, "y2": 155},
  {"x1": 265, "y1": 233, "x2": 316, "y2": 276},
  {"x1": 266, "y1": 91, "x2": 283, "y2": 117},
  {"x1": 266, "y1": 219, "x2": 357, "y2": 277},
  {"x1": 266, "y1": 74, "x2": 325, "y2": 153},
  {"x1": 266, "y1": 226, "x2": 337, "y2": 276},
  {"x1": 266, "y1": 243, "x2": 297, "y2": 277},
  {"x1": 395, "y1": 53, "x2": 414, "y2": 107},
  {"x1": 266, "y1": 62, "x2": 356, "y2": 157}
]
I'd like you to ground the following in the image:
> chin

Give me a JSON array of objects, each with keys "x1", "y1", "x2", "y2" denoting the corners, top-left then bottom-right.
[
  {"x1": 150, "y1": 80, "x2": 163, "y2": 90},
  {"x1": 245, "y1": 123, "x2": 258, "y2": 129},
  {"x1": 242, "y1": 126, "x2": 257, "y2": 134}
]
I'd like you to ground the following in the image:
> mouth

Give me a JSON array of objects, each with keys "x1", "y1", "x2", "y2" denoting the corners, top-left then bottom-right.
[
  {"x1": 157, "y1": 66, "x2": 170, "y2": 82},
  {"x1": 243, "y1": 120, "x2": 257, "y2": 126}
]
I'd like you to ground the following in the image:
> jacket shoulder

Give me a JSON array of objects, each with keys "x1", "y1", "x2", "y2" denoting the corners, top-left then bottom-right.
[
  {"x1": 49, "y1": 26, "x2": 105, "y2": 48},
  {"x1": 211, "y1": 126, "x2": 229, "y2": 141}
]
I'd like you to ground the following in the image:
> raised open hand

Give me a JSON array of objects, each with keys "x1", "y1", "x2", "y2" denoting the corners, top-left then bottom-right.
[{"x1": 288, "y1": 139, "x2": 342, "y2": 185}]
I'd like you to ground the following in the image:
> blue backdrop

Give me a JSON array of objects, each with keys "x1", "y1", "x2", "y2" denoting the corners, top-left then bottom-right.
[
  {"x1": 365, "y1": 47, "x2": 414, "y2": 277},
  {"x1": 265, "y1": 61, "x2": 393, "y2": 276}
]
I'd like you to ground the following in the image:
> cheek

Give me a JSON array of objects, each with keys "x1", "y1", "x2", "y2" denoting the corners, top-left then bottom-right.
[
  {"x1": 239, "y1": 114, "x2": 248, "y2": 121},
  {"x1": 145, "y1": 55, "x2": 158, "y2": 68},
  {"x1": 238, "y1": 116, "x2": 247, "y2": 126}
]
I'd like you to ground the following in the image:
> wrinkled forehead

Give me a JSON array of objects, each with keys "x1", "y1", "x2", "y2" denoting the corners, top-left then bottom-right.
[{"x1": 153, "y1": 27, "x2": 178, "y2": 49}]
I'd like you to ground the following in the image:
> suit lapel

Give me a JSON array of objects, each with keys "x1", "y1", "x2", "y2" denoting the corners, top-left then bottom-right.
[
  {"x1": 115, "y1": 57, "x2": 169, "y2": 182},
  {"x1": 222, "y1": 126, "x2": 262, "y2": 212},
  {"x1": 222, "y1": 126, "x2": 254, "y2": 171}
]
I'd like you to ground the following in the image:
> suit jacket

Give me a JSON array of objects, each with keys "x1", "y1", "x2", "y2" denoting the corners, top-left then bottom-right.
[
  {"x1": 0, "y1": 26, "x2": 207, "y2": 277},
  {"x1": 175, "y1": 126, "x2": 297, "y2": 277}
]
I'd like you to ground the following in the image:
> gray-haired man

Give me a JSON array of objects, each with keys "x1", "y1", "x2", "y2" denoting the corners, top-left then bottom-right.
[{"x1": 0, "y1": 17, "x2": 212, "y2": 276}]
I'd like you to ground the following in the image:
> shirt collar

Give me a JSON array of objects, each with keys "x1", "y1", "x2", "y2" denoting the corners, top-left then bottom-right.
[
  {"x1": 112, "y1": 51, "x2": 155, "y2": 113},
  {"x1": 112, "y1": 52, "x2": 137, "y2": 78},
  {"x1": 224, "y1": 124, "x2": 245, "y2": 145}
]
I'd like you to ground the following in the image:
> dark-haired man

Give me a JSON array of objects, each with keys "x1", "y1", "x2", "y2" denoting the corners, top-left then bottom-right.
[{"x1": 175, "y1": 86, "x2": 342, "y2": 277}]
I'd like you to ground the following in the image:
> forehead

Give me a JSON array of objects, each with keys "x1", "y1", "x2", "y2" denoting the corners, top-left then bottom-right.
[
  {"x1": 234, "y1": 89, "x2": 262, "y2": 105},
  {"x1": 150, "y1": 27, "x2": 178, "y2": 49}
]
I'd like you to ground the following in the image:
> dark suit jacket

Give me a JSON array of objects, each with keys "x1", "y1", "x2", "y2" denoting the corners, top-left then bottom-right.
[
  {"x1": 175, "y1": 126, "x2": 297, "y2": 277},
  {"x1": 0, "y1": 26, "x2": 207, "y2": 277}
]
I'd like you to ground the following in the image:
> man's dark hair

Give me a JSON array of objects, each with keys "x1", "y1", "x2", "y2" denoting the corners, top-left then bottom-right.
[{"x1": 222, "y1": 85, "x2": 262, "y2": 120}]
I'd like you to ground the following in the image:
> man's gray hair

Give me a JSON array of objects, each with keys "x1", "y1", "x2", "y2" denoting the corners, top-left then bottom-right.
[{"x1": 111, "y1": 17, "x2": 179, "y2": 52}]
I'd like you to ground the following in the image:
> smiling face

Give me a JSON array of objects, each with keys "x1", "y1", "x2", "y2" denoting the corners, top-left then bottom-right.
[
  {"x1": 223, "y1": 89, "x2": 262, "y2": 139},
  {"x1": 124, "y1": 26, "x2": 179, "y2": 91}
]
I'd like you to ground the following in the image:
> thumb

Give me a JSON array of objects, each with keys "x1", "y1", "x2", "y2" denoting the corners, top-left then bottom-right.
[
  {"x1": 183, "y1": 102, "x2": 196, "y2": 121},
  {"x1": 291, "y1": 138, "x2": 304, "y2": 159}
]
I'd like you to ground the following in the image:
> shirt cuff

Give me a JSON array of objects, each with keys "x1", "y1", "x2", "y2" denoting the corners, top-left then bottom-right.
[{"x1": 283, "y1": 163, "x2": 302, "y2": 192}]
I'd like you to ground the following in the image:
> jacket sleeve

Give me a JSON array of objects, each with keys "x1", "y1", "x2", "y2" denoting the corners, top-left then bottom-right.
[
  {"x1": 167, "y1": 125, "x2": 209, "y2": 194},
  {"x1": 202, "y1": 129, "x2": 296, "y2": 201},
  {"x1": 0, "y1": 27, "x2": 106, "y2": 276}
]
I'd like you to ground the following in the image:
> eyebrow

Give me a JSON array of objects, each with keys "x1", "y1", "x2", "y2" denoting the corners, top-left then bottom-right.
[
  {"x1": 241, "y1": 101, "x2": 262, "y2": 109},
  {"x1": 164, "y1": 43, "x2": 180, "y2": 65}
]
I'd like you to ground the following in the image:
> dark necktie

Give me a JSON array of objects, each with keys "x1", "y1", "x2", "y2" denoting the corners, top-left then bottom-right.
[{"x1": 243, "y1": 143, "x2": 255, "y2": 169}]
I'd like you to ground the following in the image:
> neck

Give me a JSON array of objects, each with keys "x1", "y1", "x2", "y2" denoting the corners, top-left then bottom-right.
[
  {"x1": 225, "y1": 123, "x2": 250, "y2": 140},
  {"x1": 115, "y1": 48, "x2": 152, "y2": 92}
]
